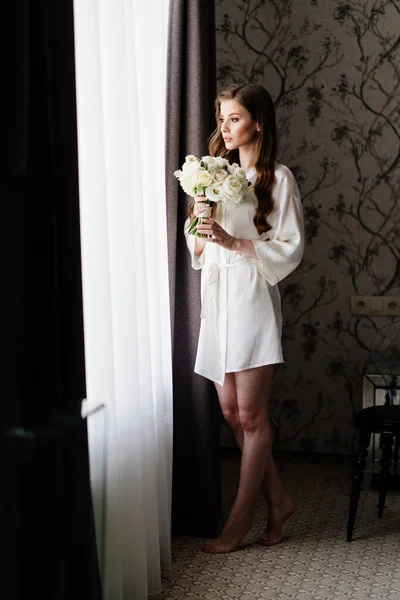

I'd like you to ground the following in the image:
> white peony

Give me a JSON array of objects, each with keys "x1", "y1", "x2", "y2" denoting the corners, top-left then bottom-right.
[
  {"x1": 178, "y1": 172, "x2": 198, "y2": 196},
  {"x1": 201, "y1": 155, "x2": 217, "y2": 171},
  {"x1": 214, "y1": 156, "x2": 230, "y2": 169},
  {"x1": 231, "y1": 164, "x2": 246, "y2": 178},
  {"x1": 181, "y1": 159, "x2": 201, "y2": 175},
  {"x1": 174, "y1": 158, "x2": 202, "y2": 194}
]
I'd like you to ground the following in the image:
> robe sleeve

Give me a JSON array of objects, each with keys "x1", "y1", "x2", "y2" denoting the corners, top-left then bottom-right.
[
  {"x1": 184, "y1": 217, "x2": 205, "y2": 270},
  {"x1": 251, "y1": 168, "x2": 304, "y2": 286}
]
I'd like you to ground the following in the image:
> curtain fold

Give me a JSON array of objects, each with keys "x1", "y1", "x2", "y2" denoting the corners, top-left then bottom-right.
[
  {"x1": 0, "y1": 1, "x2": 100, "y2": 598},
  {"x1": 73, "y1": 0, "x2": 173, "y2": 598},
  {"x1": 166, "y1": 0, "x2": 222, "y2": 537}
]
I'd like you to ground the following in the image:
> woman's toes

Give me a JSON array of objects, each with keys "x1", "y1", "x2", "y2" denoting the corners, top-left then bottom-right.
[
  {"x1": 203, "y1": 541, "x2": 218, "y2": 553},
  {"x1": 256, "y1": 533, "x2": 282, "y2": 547},
  {"x1": 202, "y1": 512, "x2": 253, "y2": 554}
]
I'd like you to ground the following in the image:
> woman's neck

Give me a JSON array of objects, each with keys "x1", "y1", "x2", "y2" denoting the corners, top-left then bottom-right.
[{"x1": 239, "y1": 145, "x2": 256, "y2": 173}]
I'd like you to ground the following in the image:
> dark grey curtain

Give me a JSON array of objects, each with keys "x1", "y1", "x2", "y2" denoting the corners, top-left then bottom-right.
[
  {"x1": 0, "y1": 1, "x2": 101, "y2": 597},
  {"x1": 166, "y1": 0, "x2": 222, "y2": 537}
]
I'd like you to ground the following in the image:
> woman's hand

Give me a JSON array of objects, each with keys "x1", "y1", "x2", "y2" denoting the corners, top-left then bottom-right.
[
  {"x1": 196, "y1": 218, "x2": 237, "y2": 251},
  {"x1": 195, "y1": 216, "x2": 258, "y2": 257},
  {"x1": 193, "y1": 195, "x2": 217, "y2": 218},
  {"x1": 193, "y1": 195, "x2": 208, "y2": 217}
]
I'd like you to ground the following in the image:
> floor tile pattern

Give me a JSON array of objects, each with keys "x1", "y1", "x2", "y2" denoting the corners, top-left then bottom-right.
[{"x1": 154, "y1": 458, "x2": 400, "y2": 599}]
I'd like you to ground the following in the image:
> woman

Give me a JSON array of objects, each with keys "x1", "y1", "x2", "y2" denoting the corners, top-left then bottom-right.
[{"x1": 184, "y1": 83, "x2": 304, "y2": 554}]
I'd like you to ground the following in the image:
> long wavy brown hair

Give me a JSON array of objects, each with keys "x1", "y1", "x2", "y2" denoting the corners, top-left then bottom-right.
[{"x1": 208, "y1": 83, "x2": 277, "y2": 235}]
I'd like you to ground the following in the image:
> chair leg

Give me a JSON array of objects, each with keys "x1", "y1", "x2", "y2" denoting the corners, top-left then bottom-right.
[
  {"x1": 347, "y1": 429, "x2": 370, "y2": 542},
  {"x1": 378, "y1": 433, "x2": 394, "y2": 518},
  {"x1": 392, "y1": 434, "x2": 400, "y2": 475}
]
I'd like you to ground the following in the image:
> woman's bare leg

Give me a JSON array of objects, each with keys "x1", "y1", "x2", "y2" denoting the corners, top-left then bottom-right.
[
  {"x1": 207, "y1": 367, "x2": 294, "y2": 552},
  {"x1": 204, "y1": 365, "x2": 276, "y2": 553},
  {"x1": 224, "y1": 415, "x2": 295, "y2": 546}
]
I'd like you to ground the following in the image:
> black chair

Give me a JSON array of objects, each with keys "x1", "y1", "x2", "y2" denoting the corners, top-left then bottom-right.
[
  {"x1": 347, "y1": 321, "x2": 400, "y2": 542},
  {"x1": 347, "y1": 405, "x2": 400, "y2": 541}
]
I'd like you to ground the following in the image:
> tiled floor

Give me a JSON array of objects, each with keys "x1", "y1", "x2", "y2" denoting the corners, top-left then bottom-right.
[{"x1": 156, "y1": 456, "x2": 400, "y2": 599}]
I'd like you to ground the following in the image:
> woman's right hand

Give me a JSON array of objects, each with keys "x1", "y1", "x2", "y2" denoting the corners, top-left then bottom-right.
[
  {"x1": 192, "y1": 196, "x2": 215, "y2": 254},
  {"x1": 193, "y1": 195, "x2": 209, "y2": 217},
  {"x1": 193, "y1": 195, "x2": 217, "y2": 219}
]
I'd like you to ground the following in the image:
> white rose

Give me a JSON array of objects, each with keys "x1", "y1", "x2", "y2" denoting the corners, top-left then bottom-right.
[
  {"x1": 185, "y1": 154, "x2": 198, "y2": 162},
  {"x1": 222, "y1": 174, "x2": 243, "y2": 200},
  {"x1": 212, "y1": 169, "x2": 227, "y2": 183},
  {"x1": 197, "y1": 169, "x2": 213, "y2": 187}
]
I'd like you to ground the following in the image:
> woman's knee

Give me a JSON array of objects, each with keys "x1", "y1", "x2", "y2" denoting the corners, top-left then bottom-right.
[
  {"x1": 215, "y1": 376, "x2": 240, "y2": 430},
  {"x1": 239, "y1": 407, "x2": 271, "y2": 436},
  {"x1": 221, "y1": 403, "x2": 241, "y2": 430}
]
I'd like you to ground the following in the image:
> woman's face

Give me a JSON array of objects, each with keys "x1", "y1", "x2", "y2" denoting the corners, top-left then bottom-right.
[{"x1": 219, "y1": 99, "x2": 259, "y2": 151}]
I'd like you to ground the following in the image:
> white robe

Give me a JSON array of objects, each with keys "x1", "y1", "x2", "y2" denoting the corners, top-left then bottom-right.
[{"x1": 184, "y1": 163, "x2": 305, "y2": 386}]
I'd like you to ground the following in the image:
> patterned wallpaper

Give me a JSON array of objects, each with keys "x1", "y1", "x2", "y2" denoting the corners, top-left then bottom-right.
[{"x1": 215, "y1": 0, "x2": 400, "y2": 453}]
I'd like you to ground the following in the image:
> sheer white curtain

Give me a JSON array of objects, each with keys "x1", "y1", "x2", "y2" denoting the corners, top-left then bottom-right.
[{"x1": 73, "y1": 1, "x2": 173, "y2": 598}]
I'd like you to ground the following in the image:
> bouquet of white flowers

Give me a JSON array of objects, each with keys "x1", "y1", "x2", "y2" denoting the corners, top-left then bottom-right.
[{"x1": 174, "y1": 155, "x2": 250, "y2": 236}]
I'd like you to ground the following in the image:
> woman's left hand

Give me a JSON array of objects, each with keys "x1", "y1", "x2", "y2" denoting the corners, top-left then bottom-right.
[{"x1": 196, "y1": 218, "x2": 237, "y2": 251}]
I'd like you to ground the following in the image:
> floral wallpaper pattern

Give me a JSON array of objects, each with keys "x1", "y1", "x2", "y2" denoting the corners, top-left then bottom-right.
[{"x1": 215, "y1": 0, "x2": 400, "y2": 453}]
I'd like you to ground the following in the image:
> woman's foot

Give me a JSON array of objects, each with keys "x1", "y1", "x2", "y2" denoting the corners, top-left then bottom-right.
[
  {"x1": 257, "y1": 496, "x2": 295, "y2": 547},
  {"x1": 203, "y1": 512, "x2": 253, "y2": 554}
]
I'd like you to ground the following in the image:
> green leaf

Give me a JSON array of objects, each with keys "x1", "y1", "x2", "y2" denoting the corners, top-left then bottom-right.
[{"x1": 188, "y1": 216, "x2": 198, "y2": 234}]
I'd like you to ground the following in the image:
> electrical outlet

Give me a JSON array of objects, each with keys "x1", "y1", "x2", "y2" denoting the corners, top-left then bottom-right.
[
  {"x1": 350, "y1": 296, "x2": 400, "y2": 316},
  {"x1": 350, "y1": 296, "x2": 371, "y2": 315},
  {"x1": 382, "y1": 296, "x2": 400, "y2": 315}
]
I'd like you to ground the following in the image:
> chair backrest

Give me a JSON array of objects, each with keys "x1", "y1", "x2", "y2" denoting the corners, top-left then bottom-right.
[{"x1": 371, "y1": 320, "x2": 400, "y2": 402}]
